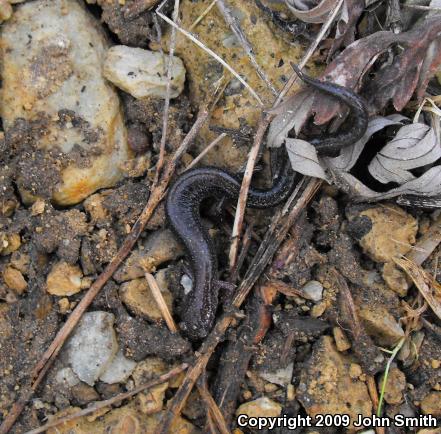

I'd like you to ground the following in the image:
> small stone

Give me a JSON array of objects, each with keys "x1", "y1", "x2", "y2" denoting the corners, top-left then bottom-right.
[
  {"x1": 83, "y1": 193, "x2": 110, "y2": 226},
  {"x1": 131, "y1": 357, "x2": 168, "y2": 386},
  {"x1": 114, "y1": 229, "x2": 183, "y2": 281},
  {"x1": 119, "y1": 277, "x2": 173, "y2": 321},
  {"x1": 359, "y1": 306, "x2": 405, "y2": 347},
  {"x1": 264, "y1": 383, "x2": 279, "y2": 393},
  {"x1": 103, "y1": 46, "x2": 186, "y2": 99},
  {"x1": 378, "y1": 367, "x2": 406, "y2": 404},
  {"x1": 132, "y1": 357, "x2": 169, "y2": 414},
  {"x1": 311, "y1": 301, "x2": 327, "y2": 318},
  {"x1": 301, "y1": 280, "x2": 323, "y2": 302},
  {"x1": 349, "y1": 363, "x2": 362, "y2": 379},
  {"x1": 55, "y1": 367, "x2": 80, "y2": 388},
  {"x1": 420, "y1": 392, "x2": 441, "y2": 417},
  {"x1": 71, "y1": 382, "x2": 100, "y2": 405},
  {"x1": 242, "y1": 390, "x2": 252, "y2": 400},
  {"x1": 58, "y1": 297, "x2": 70, "y2": 314},
  {"x1": 3, "y1": 266, "x2": 27, "y2": 294},
  {"x1": 31, "y1": 199, "x2": 46, "y2": 216},
  {"x1": 431, "y1": 360, "x2": 441, "y2": 369},
  {"x1": 258, "y1": 363, "x2": 294, "y2": 387},
  {"x1": 0, "y1": 0, "x2": 12, "y2": 22},
  {"x1": 9, "y1": 252, "x2": 29, "y2": 274},
  {"x1": 356, "y1": 205, "x2": 418, "y2": 263},
  {"x1": 99, "y1": 350, "x2": 137, "y2": 384},
  {"x1": 1, "y1": 233, "x2": 21, "y2": 256},
  {"x1": 136, "y1": 382, "x2": 168, "y2": 414},
  {"x1": 286, "y1": 384, "x2": 295, "y2": 401},
  {"x1": 66, "y1": 311, "x2": 119, "y2": 386},
  {"x1": 46, "y1": 261, "x2": 83, "y2": 296},
  {"x1": 382, "y1": 262, "x2": 409, "y2": 296},
  {"x1": 333, "y1": 327, "x2": 351, "y2": 351},
  {"x1": 236, "y1": 397, "x2": 282, "y2": 418}
]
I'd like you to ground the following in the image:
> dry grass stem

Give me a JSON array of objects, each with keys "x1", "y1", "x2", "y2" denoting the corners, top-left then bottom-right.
[
  {"x1": 154, "y1": 0, "x2": 181, "y2": 186},
  {"x1": 216, "y1": 0, "x2": 277, "y2": 97},
  {"x1": 145, "y1": 272, "x2": 178, "y2": 332},
  {"x1": 188, "y1": 0, "x2": 219, "y2": 31},
  {"x1": 186, "y1": 133, "x2": 228, "y2": 170}
]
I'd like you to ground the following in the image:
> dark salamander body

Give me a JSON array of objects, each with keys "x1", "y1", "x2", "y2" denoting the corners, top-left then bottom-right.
[{"x1": 166, "y1": 68, "x2": 368, "y2": 340}]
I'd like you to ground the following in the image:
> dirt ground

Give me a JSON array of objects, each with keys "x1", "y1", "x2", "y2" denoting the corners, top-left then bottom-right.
[{"x1": 0, "y1": 1, "x2": 441, "y2": 434}]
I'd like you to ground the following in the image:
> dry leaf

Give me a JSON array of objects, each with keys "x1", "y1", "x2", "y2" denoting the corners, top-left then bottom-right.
[
  {"x1": 267, "y1": 89, "x2": 314, "y2": 149},
  {"x1": 285, "y1": 138, "x2": 328, "y2": 180},
  {"x1": 286, "y1": 0, "x2": 341, "y2": 23},
  {"x1": 368, "y1": 123, "x2": 441, "y2": 184},
  {"x1": 394, "y1": 257, "x2": 441, "y2": 321},
  {"x1": 329, "y1": 166, "x2": 441, "y2": 202},
  {"x1": 311, "y1": 15, "x2": 441, "y2": 124},
  {"x1": 325, "y1": 114, "x2": 406, "y2": 172}
]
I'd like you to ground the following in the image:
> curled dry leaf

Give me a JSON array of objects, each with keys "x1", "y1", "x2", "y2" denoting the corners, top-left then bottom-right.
[
  {"x1": 272, "y1": 114, "x2": 406, "y2": 182},
  {"x1": 368, "y1": 123, "x2": 441, "y2": 184},
  {"x1": 286, "y1": 0, "x2": 341, "y2": 23},
  {"x1": 394, "y1": 257, "x2": 441, "y2": 321},
  {"x1": 285, "y1": 0, "x2": 364, "y2": 54},
  {"x1": 325, "y1": 114, "x2": 407, "y2": 172},
  {"x1": 312, "y1": 15, "x2": 441, "y2": 124},
  {"x1": 285, "y1": 138, "x2": 328, "y2": 180}
]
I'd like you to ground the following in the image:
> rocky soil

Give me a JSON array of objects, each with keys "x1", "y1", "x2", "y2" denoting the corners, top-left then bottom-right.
[{"x1": 0, "y1": 1, "x2": 440, "y2": 434}]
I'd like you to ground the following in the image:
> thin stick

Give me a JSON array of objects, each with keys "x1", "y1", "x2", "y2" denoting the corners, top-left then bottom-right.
[
  {"x1": 185, "y1": 133, "x2": 228, "y2": 171},
  {"x1": 156, "y1": 1, "x2": 264, "y2": 106},
  {"x1": 188, "y1": 0, "x2": 219, "y2": 31},
  {"x1": 145, "y1": 272, "x2": 178, "y2": 332},
  {"x1": 216, "y1": 0, "x2": 277, "y2": 96},
  {"x1": 228, "y1": 114, "x2": 271, "y2": 272},
  {"x1": 228, "y1": 0, "x2": 344, "y2": 270},
  {"x1": 0, "y1": 105, "x2": 212, "y2": 434},
  {"x1": 154, "y1": 0, "x2": 181, "y2": 186},
  {"x1": 197, "y1": 376, "x2": 231, "y2": 434},
  {"x1": 24, "y1": 364, "x2": 188, "y2": 434},
  {"x1": 403, "y1": 4, "x2": 441, "y2": 11}
]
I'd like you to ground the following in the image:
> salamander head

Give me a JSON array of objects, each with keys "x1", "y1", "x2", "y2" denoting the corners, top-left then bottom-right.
[{"x1": 179, "y1": 303, "x2": 215, "y2": 341}]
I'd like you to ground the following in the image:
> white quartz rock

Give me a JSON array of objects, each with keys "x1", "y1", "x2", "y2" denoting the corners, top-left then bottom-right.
[
  {"x1": 67, "y1": 311, "x2": 118, "y2": 386},
  {"x1": 0, "y1": 0, "x2": 130, "y2": 205},
  {"x1": 99, "y1": 349, "x2": 137, "y2": 384},
  {"x1": 103, "y1": 45, "x2": 186, "y2": 99}
]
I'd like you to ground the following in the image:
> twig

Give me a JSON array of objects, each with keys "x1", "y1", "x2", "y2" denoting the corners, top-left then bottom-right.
[
  {"x1": 145, "y1": 272, "x2": 178, "y2": 332},
  {"x1": 216, "y1": 0, "x2": 277, "y2": 96},
  {"x1": 366, "y1": 376, "x2": 385, "y2": 434},
  {"x1": 229, "y1": 224, "x2": 253, "y2": 284},
  {"x1": 0, "y1": 105, "x2": 213, "y2": 434},
  {"x1": 185, "y1": 133, "x2": 228, "y2": 171},
  {"x1": 188, "y1": 0, "x2": 219, "y2": 31},
  {"x1": 228, "y1": 115, "x2": 272, "y2": 272},
  {"x1": 156, "y1": 0, "x2": 264, "y2": 106},
  {"x1": 402, "y1": 4, "x2": 441, "y2": 11},
  {"x1": 154, "y1": 0, "x2": 181, "y2": 186},
  {"x1": 197, "y1": 375, "x2": 231, "y2": 434},
  {"x1": 23, "y1": 364, "x2": 188, "y2": 434}
]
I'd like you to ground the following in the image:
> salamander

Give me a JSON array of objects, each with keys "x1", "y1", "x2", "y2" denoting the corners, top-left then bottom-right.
[{"x1": 166, "y1": 67, "x2": 368, "y2": 340}]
